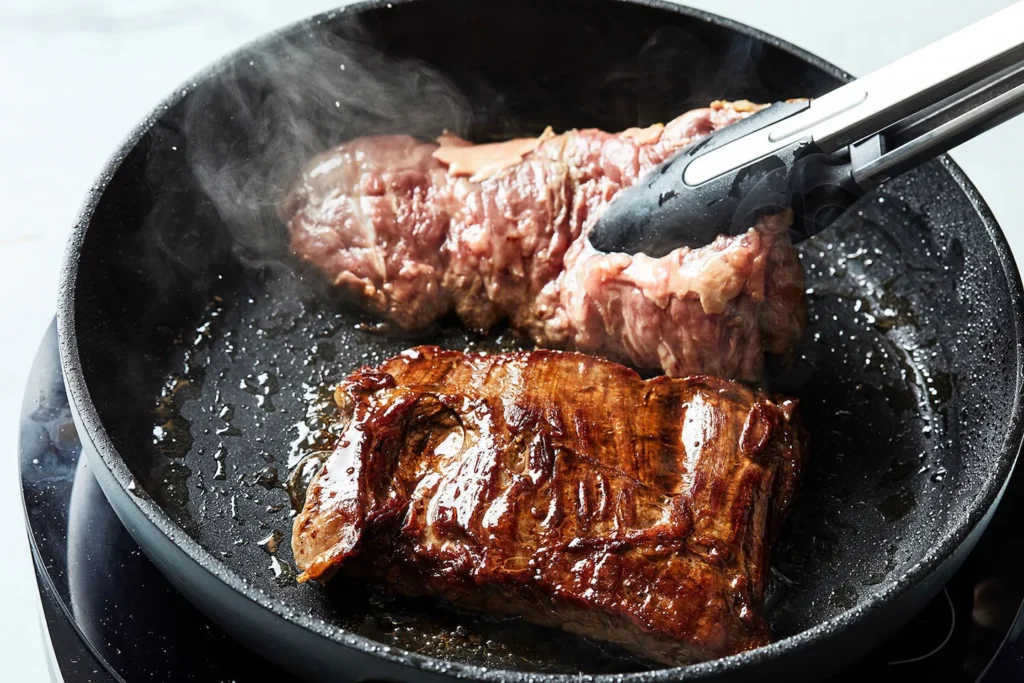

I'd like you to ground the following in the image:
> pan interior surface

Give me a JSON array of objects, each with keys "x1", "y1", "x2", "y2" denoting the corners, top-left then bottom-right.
[{"x1": 66, "y1": 0, "x2": 1022, "y2": 677}]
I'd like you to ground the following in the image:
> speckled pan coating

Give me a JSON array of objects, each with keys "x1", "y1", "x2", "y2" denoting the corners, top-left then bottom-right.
[{"x1": 57, "y1": 0, "x2": 1024, "y2": 681}]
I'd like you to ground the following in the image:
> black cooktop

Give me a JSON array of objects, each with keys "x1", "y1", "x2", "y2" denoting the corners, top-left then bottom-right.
[{"x1": 19, "y1": 321, "x2": 1024, "y2": 682}]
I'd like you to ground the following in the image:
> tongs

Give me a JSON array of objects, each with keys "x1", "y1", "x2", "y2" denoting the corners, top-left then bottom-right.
[{"x1": 589, "y1": 0, "x2": 1024, "y2": 255}]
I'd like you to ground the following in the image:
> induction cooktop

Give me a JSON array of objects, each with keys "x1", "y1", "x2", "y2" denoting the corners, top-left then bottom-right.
[{"x1": 19, "y1": 321, "x2": 1024, "y2": 682}]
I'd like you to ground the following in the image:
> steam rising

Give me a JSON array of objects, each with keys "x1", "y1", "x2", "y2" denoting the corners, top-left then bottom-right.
[
  {"x1": 180, "y1": 20, "x2": 471, "y2": 269},
  {"x1": 603, "y1": 26, "x2": 766, "y2": 123},
  {"x1": 149, "y1": 17, "x2": 771, "y2": 280}
]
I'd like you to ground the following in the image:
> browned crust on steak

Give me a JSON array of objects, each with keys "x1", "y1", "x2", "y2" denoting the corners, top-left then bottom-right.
[{"x1": 292, "y1": 347, "x2": 805, "y2": 665}]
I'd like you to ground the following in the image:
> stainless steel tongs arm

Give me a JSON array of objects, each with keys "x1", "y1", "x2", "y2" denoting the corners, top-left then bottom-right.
[
  {"x1": 588, "y1": 0, "x2": 1024, "y2": 255},
  {"x1": 682, "y1": 0, "x2": 1024, "y2": 188},
  {"x1": 852, "y1": 61, "x2": 1024, "y2": 186}
]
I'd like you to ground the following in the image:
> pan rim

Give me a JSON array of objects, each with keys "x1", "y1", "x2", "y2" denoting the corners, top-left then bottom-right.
[{"x1": 56, "y1": 0, "x2": 1024, "y2": 680}]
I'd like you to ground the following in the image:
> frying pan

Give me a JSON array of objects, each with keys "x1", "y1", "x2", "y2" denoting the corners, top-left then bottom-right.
[{"x1": 56, "y1": 0, "x2": 1024, "y2": 680}]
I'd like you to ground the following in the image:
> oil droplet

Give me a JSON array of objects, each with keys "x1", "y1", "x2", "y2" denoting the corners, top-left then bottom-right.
[
  {"x1": 257, "y1": 529, "x2": 283, "y2": 554},
  {"x1": 287, "y1": 451, "x2": 331, "y2": 511},
  {"x1": 152, "y1": 392, "x2": 194, "y2": 458},
  {"x1": 160, "y1": 462, "x2": 192, "y2": 508},
  {"x1": 215, "y1": 404, "x2": 242, "y2": 437},
  {"x1": 270, "y1": 556, "x2": 297, "y2": 587},
  {"x1": 241, "y1": 372, "x2": 280, "y2": 412},
  {"x1": 213, "y1": 444, "x2": 227, "y2": 480},
  {"x1": 253, "y1": 466, "x2": 279, "y2": 490},
  {"x1": 309, "y1": 340, "x2": 336, "y2": 362},
  {"x1": 288, "y1": 384, "x2": 344, "y2": 467}
]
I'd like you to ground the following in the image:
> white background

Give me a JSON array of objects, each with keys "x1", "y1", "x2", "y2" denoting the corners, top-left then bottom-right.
[{"x1": 1, "y1": 0, "x2": 1021, "y2": 679}]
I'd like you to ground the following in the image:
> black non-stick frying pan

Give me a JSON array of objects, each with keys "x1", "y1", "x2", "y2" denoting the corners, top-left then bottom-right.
[{"x1": 57, "y1": 0, "x2": 1024, "y2": 681}]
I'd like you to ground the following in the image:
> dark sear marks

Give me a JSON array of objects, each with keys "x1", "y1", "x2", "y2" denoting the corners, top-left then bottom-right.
[
  {"x1": 292, "y1": 346, "x2": 806, "y2": 665},
  {"x1": 138, "y1": 176, "x2": 958, "y2": 673}
]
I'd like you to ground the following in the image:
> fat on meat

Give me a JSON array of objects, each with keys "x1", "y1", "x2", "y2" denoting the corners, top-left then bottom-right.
[{"x1": 282, "y1": 101, "x2": 805, "y2": 380}]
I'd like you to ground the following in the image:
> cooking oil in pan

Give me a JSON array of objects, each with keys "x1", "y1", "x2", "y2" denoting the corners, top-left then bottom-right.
[
  {"x1": 241, "y1": 371, "x2": 280, "y2": 411},
  {"x1": 257, "y1": 529, "x2": 298, "y2": 587},
  {"x1": 136, "y1": 191, "x2": 964, "y2": 670},
  {"x1": 765, "y1": 193, "x2": 960, "y2": 633},
  {"x1": 138, "y1": 271, "x2": 660, "y2": 673},
  {"x1": 287, "y1": 383, "x2": 344, "y2": 469}
]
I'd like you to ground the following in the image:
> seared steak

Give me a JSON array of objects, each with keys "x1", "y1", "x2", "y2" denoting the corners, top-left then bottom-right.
[
  {"x1": 282, "y1": 101, "x2": 806, "y2": 381},
  {"x1": 292, "y1": 347, "x2": 805, "y2": 665}
]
